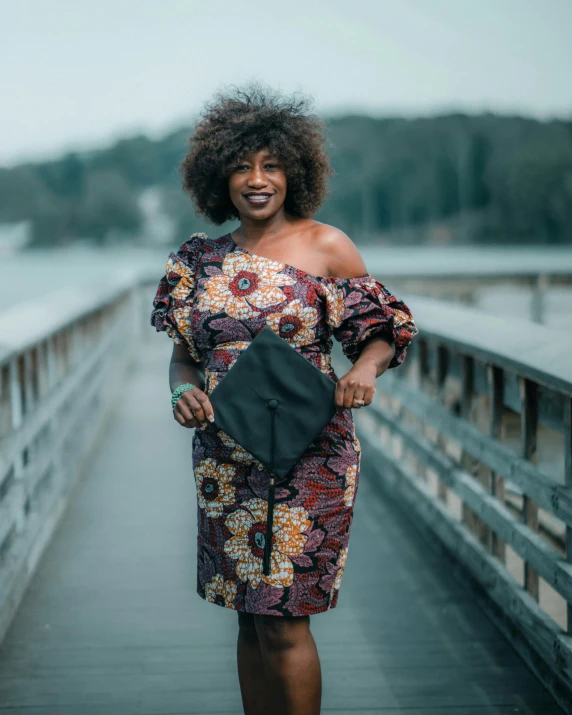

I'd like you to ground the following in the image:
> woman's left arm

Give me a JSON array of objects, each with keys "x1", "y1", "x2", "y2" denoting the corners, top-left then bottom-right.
[
  {"x1": 334, "y1": 336, "x2": 394, "y2": 409},
  {"x1": 323, "y1": 229, "x2": 416, "y2": 410},
  {"x1": 352, "y1": 335, "x2": 396, "y2": 377}
]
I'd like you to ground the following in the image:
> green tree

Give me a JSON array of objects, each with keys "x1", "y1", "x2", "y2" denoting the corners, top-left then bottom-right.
[{"x1": 75, "y1": 170, "x2": 142, "y2": 244}]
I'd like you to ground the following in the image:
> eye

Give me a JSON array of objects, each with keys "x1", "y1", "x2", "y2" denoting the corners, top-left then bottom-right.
[{"x1": 233, "y1": 162, "x2": 279, "y2": 171}]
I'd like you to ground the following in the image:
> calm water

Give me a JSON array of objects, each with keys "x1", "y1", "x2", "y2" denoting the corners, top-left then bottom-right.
[
  {"x1": 0, "y1": 246, "x2": 163, "y2": 312},
  {"x1": 2, "y1": 245, "x2": 572, "y2": 329}
]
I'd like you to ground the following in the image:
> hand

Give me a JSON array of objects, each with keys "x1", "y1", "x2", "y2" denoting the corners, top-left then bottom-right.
[
  {"x1": 335, "y1": 364, "x2": 377, "y2": 410},
  {"x1": 173, "y1": 386, "x2": 215, "y2": 430}
]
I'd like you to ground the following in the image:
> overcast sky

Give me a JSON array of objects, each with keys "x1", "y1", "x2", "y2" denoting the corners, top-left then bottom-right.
[{"x1": 1, "y1": 0, "x2": 571, "y2": 167}]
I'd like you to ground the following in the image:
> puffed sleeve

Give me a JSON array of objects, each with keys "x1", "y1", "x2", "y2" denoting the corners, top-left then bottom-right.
[
  {"x1": 322, "y1": 275, "x2": 418, "y2": 369},
  {"x1": 150, "y1": 232, "x2": 205, "y2": 358}
]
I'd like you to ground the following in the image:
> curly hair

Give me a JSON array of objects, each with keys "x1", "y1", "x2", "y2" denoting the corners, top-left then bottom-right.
[{"x1": 180, "y1": 80, "x2": 335, "y2": 225}]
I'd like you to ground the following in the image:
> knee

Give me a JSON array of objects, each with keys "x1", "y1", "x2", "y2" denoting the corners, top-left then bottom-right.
[
  {"x1": 237, "y1": 611, "x2": 258, "y2": 644},
  {"x1": 254, "y1": 614, "x2": 309, "y2": 653}
]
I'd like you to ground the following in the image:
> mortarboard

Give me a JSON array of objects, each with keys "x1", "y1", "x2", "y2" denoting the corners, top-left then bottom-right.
[{"x1": 209, "y1": 325, "x2": 337, "y2": 576}]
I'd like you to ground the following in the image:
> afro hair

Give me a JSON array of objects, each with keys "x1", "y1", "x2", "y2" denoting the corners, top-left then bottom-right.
[{"x1": 180, "y1": 80, "x2": 335, "y2": 225}]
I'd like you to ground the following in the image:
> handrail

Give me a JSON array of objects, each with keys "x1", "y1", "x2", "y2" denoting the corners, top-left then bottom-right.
[
  {"x1": 0, "y1": 278, "x2": 135, "y2": 365},
  {"x1": 0, "y1": 277, "x2": 148, "y2": 644},
  {"x1": 400, "y1": 293, "x2": 572, "y2": 394},
  {"x1": 342, "y1": 296, "x2": 572, "y2": 712}
]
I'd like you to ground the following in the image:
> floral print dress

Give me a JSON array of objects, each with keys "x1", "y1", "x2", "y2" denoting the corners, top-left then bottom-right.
[{"x1": 150, "y1": 232, "x2": 418, "y2": 616}]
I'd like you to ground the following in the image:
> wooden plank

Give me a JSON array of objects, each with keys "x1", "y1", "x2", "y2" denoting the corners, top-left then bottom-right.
[{"x1": 380, "y1": 375, "x2": 572, "y2": 527}]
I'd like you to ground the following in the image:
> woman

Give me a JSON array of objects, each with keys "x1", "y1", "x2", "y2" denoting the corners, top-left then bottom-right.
[{"x1": 150, "y1": 82, "x2": 418, "y2": 715}]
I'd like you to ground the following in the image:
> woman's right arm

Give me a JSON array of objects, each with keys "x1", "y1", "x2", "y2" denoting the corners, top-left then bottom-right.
[{"x1": 170, "y1": 343, "x2": 214, "y2": 429}]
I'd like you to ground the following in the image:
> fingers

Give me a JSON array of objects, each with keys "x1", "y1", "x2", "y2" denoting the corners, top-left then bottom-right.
[
  {"x1": 174, "y1": 387, "x2": 215, "y2": 429},
  {"x1": 173, "y1": 405, "x2": 199, "y2": 429},
  {"x1": 335, "y1": 374, "x2": 376, "y2": 410},
  {"x1": 335, "y1": 380, "x2": 353, "y2": 409},
  {"x1": 183, "y1": 390, "x2": 215, "y2": 424},
  {"x1": 173, "y1": 398, "x2": 201, "y2": 428},
  {"x1": 350, "y1": 386, "x2": 367, "y2": 408},
  {"x1": 361, "y1": 384, "x2": 376, "y2": 407}
]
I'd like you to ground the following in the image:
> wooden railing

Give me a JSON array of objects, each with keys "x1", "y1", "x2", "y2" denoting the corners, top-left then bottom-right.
[
  {"x1": 342, "y1": 293, "x2": 572, "y2": 712},
  {"x1": 0, "y1": 279, "x2": 149, "y2": 643}
]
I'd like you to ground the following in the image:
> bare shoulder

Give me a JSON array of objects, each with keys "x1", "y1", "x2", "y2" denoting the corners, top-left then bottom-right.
[{"x1": 314, "y1": 224, "x2": 369, "y2": 279}]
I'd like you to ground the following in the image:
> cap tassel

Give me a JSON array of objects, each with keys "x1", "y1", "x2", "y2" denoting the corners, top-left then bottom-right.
[{"x1": 263, "y1": 400, "x2": 278, "y2": 576}]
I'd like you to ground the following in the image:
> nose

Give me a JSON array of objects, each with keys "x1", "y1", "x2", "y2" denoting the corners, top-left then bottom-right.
[{"x1": 248, "y1": 165, "x2": 268, "y2": 187}]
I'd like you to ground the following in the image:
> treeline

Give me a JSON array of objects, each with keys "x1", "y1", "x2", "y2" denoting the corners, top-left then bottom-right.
[{"x1": 1, "y1": 112, "x2": 571, "y2": 247}]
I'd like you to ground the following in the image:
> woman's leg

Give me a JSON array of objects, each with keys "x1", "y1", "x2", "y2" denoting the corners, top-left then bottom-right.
[
  {"x1": 254, "y1": 614, "x2": 322, "y2": 715},
  {"x1": 237, "y1": 611, "x2": 272, "y2": 714}
]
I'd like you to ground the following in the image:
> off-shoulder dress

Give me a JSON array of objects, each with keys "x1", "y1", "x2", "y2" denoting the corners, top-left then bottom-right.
[{"x1": 150, "y1": 231, "x2": 418, "y2": 616}]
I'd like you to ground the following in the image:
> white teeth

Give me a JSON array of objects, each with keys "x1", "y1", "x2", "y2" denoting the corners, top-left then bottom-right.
[{"x1": 246, "y1": 195, "x2": 271, "y2": 204}]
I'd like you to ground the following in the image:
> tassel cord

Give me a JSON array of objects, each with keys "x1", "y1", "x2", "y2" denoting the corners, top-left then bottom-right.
[{"x1": 262, "y1": 405, "x2": 277, "y2": 576}]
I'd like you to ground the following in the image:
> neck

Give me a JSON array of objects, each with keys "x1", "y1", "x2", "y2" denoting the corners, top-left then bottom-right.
[{"x1": 233, "y1": 212, "x2": 295, "y2": 246}]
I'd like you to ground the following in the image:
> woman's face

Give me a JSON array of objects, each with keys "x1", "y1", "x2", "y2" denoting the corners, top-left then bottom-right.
[{"x1": 228, "y1": 147, "x2": 287, "y2": 220}]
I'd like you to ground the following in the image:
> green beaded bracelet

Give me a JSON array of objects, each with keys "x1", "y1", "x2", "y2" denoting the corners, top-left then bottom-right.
[{"x1": 171, "y1": 382, "x2": 196, "y2": 410}]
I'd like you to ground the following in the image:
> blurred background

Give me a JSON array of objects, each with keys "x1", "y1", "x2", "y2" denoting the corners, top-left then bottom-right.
[
  {"x1": 1, "y1": 0, "x2": 571, "y2": 318},
  {"x1": 2, "y1": 3, "x2": 572, "y2": 712}
]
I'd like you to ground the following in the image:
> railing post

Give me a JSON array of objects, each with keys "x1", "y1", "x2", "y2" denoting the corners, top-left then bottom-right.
[
  {"x1": 488, "y1": 365, "x2": 506, "y2": 564},
  {"x1": 520, "y1": 377, "x2": 539, "y2": 600},
  {"x1": 22, "y1": 350, "x2": 34, "y2": 421},
  {"x1": 9, "y1": 358, "x2": 23, "y2": 433},
  {"x1": 436, "y1": 344, "x2": 448, "y2": 503},
  {"x1": 8, "y1": 357, "x2": 26, "y2": 534},
  {"x1": 46, "y1": 334, "x2": 57, "y2": 392},
  {"x1": 416, "y1": 339, "x2": 430, "y2": 481},
  {"x1": 531, "y1": 273, "x2": 549, "y2": 324},
  {"x1": 37, "y1": 340, "x2": 48, "y2": 400},
  {"x1": 460, "y1": 356, "x2": 486, "y2": 542},
  {"x1": 565, "y1": 396, "x2": 572, "y2": 633},
  {"x1": 0, "y1": 365, "x2": 10, "y2": 438}
]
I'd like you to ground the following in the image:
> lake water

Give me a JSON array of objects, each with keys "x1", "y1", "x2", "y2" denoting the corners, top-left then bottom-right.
[{"x1": 2, "y1": 244, "x2": 572, "y2": 329}]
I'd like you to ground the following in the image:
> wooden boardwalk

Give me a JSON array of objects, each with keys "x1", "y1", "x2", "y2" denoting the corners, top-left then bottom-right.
[{"x1": 0, "y1": 339, "x2": 564, "y2": 714}]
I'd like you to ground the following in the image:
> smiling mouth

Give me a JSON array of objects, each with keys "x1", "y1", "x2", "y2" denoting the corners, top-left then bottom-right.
[{"x1": 244, "y1": 194, "x2": 273, "y2": 205}]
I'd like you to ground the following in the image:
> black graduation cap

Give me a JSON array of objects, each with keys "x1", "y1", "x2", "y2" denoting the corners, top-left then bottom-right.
[{"x1": 209, "y1": 325, "x2": 337, "y2": 576}]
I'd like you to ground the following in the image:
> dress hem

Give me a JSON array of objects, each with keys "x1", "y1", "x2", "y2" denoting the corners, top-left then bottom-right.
[{"x1": 197, "y1": 586, "x2": 339, "y2": 616}]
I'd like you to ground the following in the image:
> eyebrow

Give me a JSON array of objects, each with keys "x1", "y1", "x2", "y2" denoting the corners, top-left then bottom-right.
[{"x1": 239, "y1": 152, "x2": 278, "y2": 162}]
